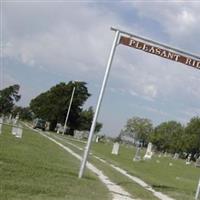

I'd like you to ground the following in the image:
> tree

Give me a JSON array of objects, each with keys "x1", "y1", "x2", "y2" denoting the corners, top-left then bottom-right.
[
  {"x1": 150, "y1": 121, "x2": 184, "y2": 153},
  {"x1": 184, "y1": 117, "x2": 200, "y2": 155},
  {"x1": 0, "y1": 84, "x2": 21, "y2": 115},
  {"x1": 78, "y1": 106, "x2": 102, "y2": 133},
  {"x1": 122, "y1": 116, "x2": 153, "y2": 146},
  {"x1": 12, "y1": 106, "x2": 33, "y2": 121},
  {"x1": 30, "y1": 81, "x2": 90, "y2": 134}
]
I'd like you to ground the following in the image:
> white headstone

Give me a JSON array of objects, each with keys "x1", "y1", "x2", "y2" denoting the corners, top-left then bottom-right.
[
  {"x1": 95, "y1": 136, "x2": 99, "y2": 143},
  {"x1": 12, "y1": 118, "x2": 17, "y2": 125},
  {"x1": 133, "y1": 147, "x2": 141, "y2": 161},
  {"x1": 12, "y1": 126, "x2": 18, "y2": 136},
  {"x1": 173, "y1": 153, "x2": 179, "y2": 160},
  {"x1": 45, "y1": 122, "x2": 50, "y2": 131},
  {"x1": 111, "y1": 142, "x2": 119, "y2": 155},
  {"x1": 8, "y1": 114, "x2": 12, "y2": 124},
  {"x1": 143, "y1": 142, "x2": 153, "y2": 160},
  {"x1": 186, "y1": 153, "x2": 192, "y2": 165},
  {"x1": 15, "y1": 125, "x2": 23, "y2": 139},
  {"x1": 0, "y1": 118, "x2": 3, "y2": 134},
  {"x1": 12, "y1": 114, "x2": 19, "y2": 125},
  {"x1": 74, "y1": 130, "x2": 82, "y2": 139},
  {"x1": 195, "y1": 157, "x2": 200, "y2": 168}
]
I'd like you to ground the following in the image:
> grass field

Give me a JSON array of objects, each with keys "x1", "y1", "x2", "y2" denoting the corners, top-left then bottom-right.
[
  {"x1": 0, "y1": 125, "x2": 110, "y2": 200},
  {"x1": 92, "y1": 143, "x2": 198, "y2": 200},
  {"x1": 2, "y1": 124, "x2": 199, "y2": 200},
  {"x1": 50, "y1": 134, "x2": 158, "y2": 200},
  {"x1": 50, "y1": 133, "x2": 200, "y2": 200}
]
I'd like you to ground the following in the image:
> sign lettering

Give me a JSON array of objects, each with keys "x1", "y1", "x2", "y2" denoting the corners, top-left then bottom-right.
[{"x1": 119, "y1": 36, "x2": 200, "y2": 70}]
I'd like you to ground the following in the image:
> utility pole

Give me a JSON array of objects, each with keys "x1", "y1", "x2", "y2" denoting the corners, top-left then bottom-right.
[{"x1": 63, "y1": 84, "x2": 76, "y2": 135}]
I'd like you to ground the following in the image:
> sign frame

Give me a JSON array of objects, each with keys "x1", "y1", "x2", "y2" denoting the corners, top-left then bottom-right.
[{"x1": 78, "y1": 27, "x2": 200, "y2": 179}]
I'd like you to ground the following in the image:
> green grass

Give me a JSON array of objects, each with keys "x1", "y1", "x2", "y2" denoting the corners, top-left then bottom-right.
[
  {"x1": 49, "y1": 133, "x2": 158, "y2": 200},
  {"x1": 0, "y1": 125, "x2": 110, "y2": 200},
  {"x1": 53, "y1": 133, "x2": 199, "y2": 200},
  {"x1": 91, "y1": 142, "x2": 198, "y2": 200}
]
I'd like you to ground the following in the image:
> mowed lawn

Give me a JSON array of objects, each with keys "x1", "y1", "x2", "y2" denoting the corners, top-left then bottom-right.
[
  {"x1": 53, "y1": 134, "x2": 200, "y2": 200},
  {"x1": 92, "y1": 143, "x2": 199, "y2": 200},
  {"x1": 0, "y1": 125, "x2": 110, "y2": 200}
]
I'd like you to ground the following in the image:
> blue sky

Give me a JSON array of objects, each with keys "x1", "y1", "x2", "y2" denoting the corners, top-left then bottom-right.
[{"x1": 2, "y1": 1, "x2": 200, "y2": 136}]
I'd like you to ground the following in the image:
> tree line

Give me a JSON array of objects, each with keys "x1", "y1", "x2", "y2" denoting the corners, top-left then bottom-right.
[
  {"x1": 0, "y1": 82, "x2": 102, "y2": 135},
  {"x1": 1, "y1": 83, "x2": 200, "y2": 156},
  {"x1": 120, "y1": 116, "x2": 200, "y2": 158}
]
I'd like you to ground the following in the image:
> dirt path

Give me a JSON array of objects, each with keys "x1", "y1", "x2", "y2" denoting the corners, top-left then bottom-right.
[
  {"x1": 52, "y1": 134, "x2": 174, "y2": 200},
  {"x1": 24, "y1": 124, "x2": 136, "y2": 200}
]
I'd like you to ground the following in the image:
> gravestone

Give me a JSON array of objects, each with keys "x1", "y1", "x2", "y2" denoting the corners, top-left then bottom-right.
[
  {"x1": 57, "y1": 127, "x2": 62, "y2": 134},
  {"x1": 11, "y1": 118, "x2": 15, "y2": 125},
  {"x1": 13, "y1": 114, "x2": 19, "y2": 125},
  {"x1": 57, "y1": 126, "x2": 64, "y2": 134},
  {"x1": 74, "y1": 130, "x2": 83, "y2": 140},
  {"x1": 133, "y1": 147, "x2": 141, "y2": 161},
  {"x1": 0, "y1": 118, "x2": 3, "y2": 134},
  {"x1": 8, "y1": 114, "x2": 12, "y2": 124},
  {"x1": 45, "y1": 122, "x2": 50, "y2": 131},
  {"x1": 111, "y1": 142, "x2": 119, "y2": 155},
  {"x1": 13, "y1": 118, "x2": 17, "y2": 125},
  {"x1": 194, "y1": 153, "x2": 198, "y2": 160},
  {"x1": 15, "y1": 125, "x2": 23, "y2": 139},
  {"x1": 195, "y1": 157, "x2": 200, "y2": 168},
  {"x1": 186, "y1": 153, "x2": 192, "y2": 165},
  {"x1": 4, "y1": 117, "x2": 9, "y2": 124},
  {"x1": 173, "y1": 153, "x2": 179, "y2": 160},
  {"x1": 55, "y1": 123, "x2": 62, "y2": 133},
  {"x1": 95, "y1": 135, "x2": 99, "y2": 143},
  {"x1": 12, "y1": 126, "x2": 18, "y2": 136},
  {"x1": 143, "y1": 142, "x2": 153, "y2": 160}
]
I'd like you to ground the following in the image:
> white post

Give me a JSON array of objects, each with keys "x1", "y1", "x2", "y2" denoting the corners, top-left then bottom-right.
[
  {"x1": 195, "y1": 178, "x2": 200, "y2": 200},
  {"x1": 78, "y1": 29, "x2": 120, "y2": 178},
  {"x1": 63, "y1": 86, "x2": 76, "y2": 135},
  {"x1": 0, "y1": 118, "x2": 2, "y2": 134}
]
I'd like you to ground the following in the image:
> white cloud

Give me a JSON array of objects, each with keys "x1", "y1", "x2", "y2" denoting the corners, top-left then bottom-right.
[
  {"x1": 3, "y1": 2, "x2": 200, "y2": 134},
  {"x1": 143, "y1": 84, "x2": 157, "y2": 98},
  {"x1": 4, "y1": 3, "x2": 129, "y2": 77},
  {"x1": 130, "y1": 1, "x2": 200, "y2": 51}
]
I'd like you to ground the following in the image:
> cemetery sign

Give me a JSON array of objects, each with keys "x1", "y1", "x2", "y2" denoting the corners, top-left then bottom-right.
[
  {"x1": 79, "y1": 27, "x2": 200, "y2": 178},
  {"x1": 120, "y1": 36, "x2": 200, "y2": 70}
]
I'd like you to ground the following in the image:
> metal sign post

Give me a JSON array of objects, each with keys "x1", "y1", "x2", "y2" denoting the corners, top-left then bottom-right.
[
  {"x1": 195, "y1": 178, "x2": 200, "y2": 200},
  {"x1": 78, "y1": 30, "x2": 120, "y2": 178}
]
